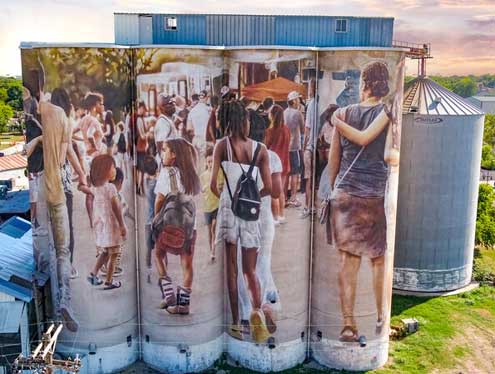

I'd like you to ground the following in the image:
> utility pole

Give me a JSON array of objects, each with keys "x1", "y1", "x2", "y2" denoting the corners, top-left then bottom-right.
[{"x1": 12, "y1": 323, "x2": 81, "y2": 374}]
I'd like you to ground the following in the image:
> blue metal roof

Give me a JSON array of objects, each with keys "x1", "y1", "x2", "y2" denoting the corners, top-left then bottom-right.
[
  {"x1": 0, "y1": 217, "x2": 34, "y2": 302},
  {"x1": 0, "y1": 301, "x2": 25, "y2": 334},
  {"x1": 0, "y1": 190, "x2": 30, "y2": 215}
]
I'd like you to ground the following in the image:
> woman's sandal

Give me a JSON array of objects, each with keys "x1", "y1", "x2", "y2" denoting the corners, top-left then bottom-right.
[
  {"x1": 229, "y1": 324, "x2": 243, "y2": 340},
  {"x1": 339, "y1": 325, "x2": 360, "y2": 343},
  {"x1": 250, "y1": 309, "x2": 271, "y2": 343},
  {"x1": 262, "y1": 304, "x2": 277, "y2": 334},
  {"x1": 103, "y1": 280, "x2": 122, "y2": 290}
]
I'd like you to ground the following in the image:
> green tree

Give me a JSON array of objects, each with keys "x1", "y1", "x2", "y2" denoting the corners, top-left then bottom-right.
[
  {"x1": 483, "y1": 114, "x2": 495, "y2": 147},
  {"x1": 452, "y1": 77, "x2": 477, "y2": 98},
  {"x1": 0, "y1": 87, "x2": 7, "y2": 102},
  {"x1": 0, "y1": 101, "x2": 14, "y2": 132},
  {"x1": 6, "y1": 84, "x2": 23, "y2": 111},
  {"x1": 476, "y1": 183, "x2": 495, "y2": 246}
]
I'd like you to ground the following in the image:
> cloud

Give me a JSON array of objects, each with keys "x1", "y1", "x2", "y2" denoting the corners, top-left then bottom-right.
[
  {"x1": 467, "y1": 15, "x2": 495, "y2": 28},
  {"x1": 1, "y1": 0, "x2": 494, "y2": 76}
]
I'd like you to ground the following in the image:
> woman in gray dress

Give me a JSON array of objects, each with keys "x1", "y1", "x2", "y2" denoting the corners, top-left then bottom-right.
[{"x1": 328, "y1": 61, "x2": 399, "y2": 343}]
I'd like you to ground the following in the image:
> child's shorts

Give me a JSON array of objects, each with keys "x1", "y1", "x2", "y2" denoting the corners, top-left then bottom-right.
[
  {"x1": 96, "y1": 245, "x2": 122, "y2": 256},
  {"x1": 204, "y1": 209, "x2": 218, "y2": 225}
]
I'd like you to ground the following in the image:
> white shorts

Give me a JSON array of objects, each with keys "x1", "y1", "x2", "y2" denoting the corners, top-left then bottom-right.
[
  {"x1": 29, "y1": 174, "x2": 41, "y2": 203},
  {"x1": 215, "y1": 193, "x2": 261, "y2": 249}
]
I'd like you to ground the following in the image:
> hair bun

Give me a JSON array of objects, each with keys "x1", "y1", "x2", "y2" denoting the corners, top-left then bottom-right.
[{"x1": 370, "y1": 80, "x2": 390, "y2": 97}]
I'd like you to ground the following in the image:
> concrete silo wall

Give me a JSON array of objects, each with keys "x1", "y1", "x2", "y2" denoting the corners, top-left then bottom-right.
[{"x1": 394, "y1": 114, "x2": 485, "y2": 292}]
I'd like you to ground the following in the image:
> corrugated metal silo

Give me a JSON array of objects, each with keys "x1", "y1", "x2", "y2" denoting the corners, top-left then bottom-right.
[{"x1": 394, "y1": 77, "x2": 485, "y2": 292}]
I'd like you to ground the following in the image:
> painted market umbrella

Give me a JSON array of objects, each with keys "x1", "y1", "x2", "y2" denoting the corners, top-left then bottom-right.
[{"x1": 241, "y1": 77, "x2": 306, "y2": 102}]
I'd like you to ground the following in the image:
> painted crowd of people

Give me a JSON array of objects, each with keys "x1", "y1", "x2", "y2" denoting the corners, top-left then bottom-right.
[{"x1": 25, "y1": 59, "x2": 399, "y2": 347}]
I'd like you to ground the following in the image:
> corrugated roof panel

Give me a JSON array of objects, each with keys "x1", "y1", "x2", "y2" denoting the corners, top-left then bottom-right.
[
  {"x1": 0, "y1": 301, "x2": 24, "y2": 333},
  {"x1": 0, "y1": 190, "x2": 30, "y2": 215},
  {"x1": 0, "y1": 217, "x2": 34, "y2": 299},
  {"x1": 403, "y1": 77, "x2": 484, "y2": 116}
]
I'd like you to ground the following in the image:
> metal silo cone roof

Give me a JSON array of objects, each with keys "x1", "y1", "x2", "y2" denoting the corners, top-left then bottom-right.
[{"x1": 403, "y1": 76, "x2": 484, "y2": 116}]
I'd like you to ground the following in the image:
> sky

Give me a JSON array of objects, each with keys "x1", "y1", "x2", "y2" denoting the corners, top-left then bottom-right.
[{"x1": 1, "y1": 0, "x2": 494, "y2": 77}]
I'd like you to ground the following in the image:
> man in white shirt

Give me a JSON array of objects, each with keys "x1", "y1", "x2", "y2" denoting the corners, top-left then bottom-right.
[
  {"x1": 154, "y1": 94, "x2": 177, "y2": 155},
  {"x1": 187, "y1": 90, "x2": 210, "y2": 156}
]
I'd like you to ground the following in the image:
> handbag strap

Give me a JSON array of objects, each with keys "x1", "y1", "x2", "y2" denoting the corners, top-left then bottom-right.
[{"x1": 333, "y1": 146, "x2": 365, "y2": 192}]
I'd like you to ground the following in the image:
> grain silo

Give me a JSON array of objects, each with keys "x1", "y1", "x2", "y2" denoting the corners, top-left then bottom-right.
[
  {"x1": 136, "y1": 47, "x2": 225, "y2": 374},
  {"x1": 21, "y1": 45, "x2": 140, "y2": 374},
  {"x1": 394, "y1": 77, "x2": 485, "y2": 292},
  {"x1": 311, "y1": 50, "x2": 405, "y2": 372}
]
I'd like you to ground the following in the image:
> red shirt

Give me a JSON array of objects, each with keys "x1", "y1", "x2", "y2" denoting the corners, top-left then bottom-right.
[{"x1": 265, "y1": 125, "x2": 290, "y2": 176}]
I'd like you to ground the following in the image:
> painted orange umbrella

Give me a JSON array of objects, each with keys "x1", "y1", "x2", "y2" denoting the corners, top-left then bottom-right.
[{"x1": 241, "y1": 77, "x2": 306, "y2": 102}]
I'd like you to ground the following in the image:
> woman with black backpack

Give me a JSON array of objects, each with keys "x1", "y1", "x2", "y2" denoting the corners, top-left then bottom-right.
[{"x1": 210, "y1": 100, "x2": 273, "y2": 343}]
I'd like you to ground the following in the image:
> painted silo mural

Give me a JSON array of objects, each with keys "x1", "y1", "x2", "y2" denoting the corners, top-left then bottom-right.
[
  {"x1": 311, "y1": 50, "x2": 405, "y2": 371},
  {"x1": 22, "y1": 46, "x2": 139, "y2": 373},
  {"x1": 22, "y1": 45, "x2": 406, "y2": 373},
  {"x1": 134, "y1": 48, "x2": 225, "y2": 373},
  {"x1": 220, "y1": 48, "x2": 313, "y2": 372}
]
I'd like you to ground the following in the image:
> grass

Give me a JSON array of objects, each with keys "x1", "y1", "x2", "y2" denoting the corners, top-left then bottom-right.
[
  {"x1": 0, "y1": 133, "x2": 24, "y2": 150},
  {"x1": 208, "y1": 247, "x2": 495, "y2": 374}
]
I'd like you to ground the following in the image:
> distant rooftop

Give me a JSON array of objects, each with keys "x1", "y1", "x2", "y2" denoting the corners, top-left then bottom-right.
[
  {"x1": 470, "y1": 96, "x2": 495, "y2": 102},
  {"x1": 0, "y1": 154, "x2": 27, "y2": 172}
]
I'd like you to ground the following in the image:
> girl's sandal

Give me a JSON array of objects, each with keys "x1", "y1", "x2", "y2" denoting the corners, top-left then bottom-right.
[
  {"x1": 339, "y1": 325, "x2": 360, "y2": 343},
  {"x1": 87, "y1": 273, "x2": 103, "y2": 286},
  {"x1": 103, "y1": 281, "x2": 122, "y2": 290}
]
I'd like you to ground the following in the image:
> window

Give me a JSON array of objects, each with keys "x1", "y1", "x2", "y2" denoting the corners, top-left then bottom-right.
[
  {"x1": 165, "y1": 16, "x2": 177, "y2": 30},
  {"x1": 335, "y1": 19, "x2": 348, "y2": 33}
]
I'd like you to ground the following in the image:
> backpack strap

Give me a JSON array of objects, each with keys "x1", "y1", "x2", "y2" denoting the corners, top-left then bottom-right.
[
  {"x1": 167, "y1": 167, "x2": 179, "y2": 195},
  {"x1": 246, "y1": 143, "x2": 261, "y2": 178},
  {"x1": 230, "y1": 140, "x2": 261, "y2": 179}
]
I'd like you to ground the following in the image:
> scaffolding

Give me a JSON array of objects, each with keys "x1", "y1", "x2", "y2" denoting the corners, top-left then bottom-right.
[{"x1": 393, "y1": 40, "x2": 432, "y2": 77}]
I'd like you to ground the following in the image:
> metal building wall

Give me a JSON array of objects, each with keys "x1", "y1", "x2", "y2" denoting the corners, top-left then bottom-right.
[
  {"x1": 152, "y1": 14, "x2": 207, "y2": 45},
  {"x1": 206, "y1": 15, "x2": 275, "y2": 45},
  {"x1": 115, "y1": 13, "x2": 394, "y2": 48},
  {"x1": 114, "y1": 13, "x2": 140, "y2": 45},
  {"x1": 274, "y1": 16, "x2": 393, "y2": 47},
  {"x1": 394, "y1": 113, "x2": 485, "y2": 291}
]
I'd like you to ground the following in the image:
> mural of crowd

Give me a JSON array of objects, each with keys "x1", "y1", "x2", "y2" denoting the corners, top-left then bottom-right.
[{"x1": 23, "y1": 46, "x2": 402, "y2": 351}]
